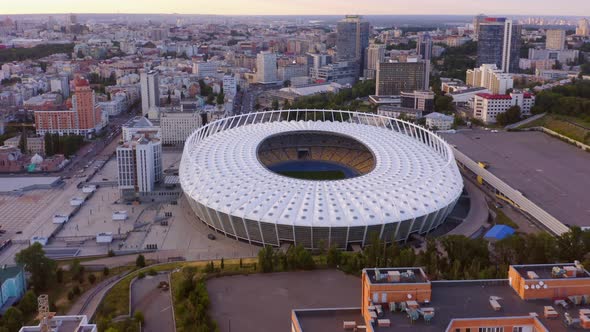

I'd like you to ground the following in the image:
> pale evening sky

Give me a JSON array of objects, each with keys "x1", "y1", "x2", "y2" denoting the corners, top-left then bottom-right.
[{"x1": 1, "y1": 0, "x2": 589, "y2": 16}]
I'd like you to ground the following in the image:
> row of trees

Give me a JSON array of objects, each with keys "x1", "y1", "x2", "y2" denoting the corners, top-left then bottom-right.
[
  {"x1": 258, "y1": 244, "x2": 315, "y2": 273},
  {"x1": 496, "y1": 105, "x2": 522, "y2": 126},
  {"x1": 44, "y1": 133, "x2": 85, "y2": 157},
  {"x1": 532, "y1": 80, "x2": 590, "y2": 120},
  {"x1": 0, "y1": 44, "x2": 74, "y2": 65},
  {"x1": 433, "y1": 41, "x2": 477, "y2": 80},
  {"x1": 257, "y1": 227, "x2": 590, "y2": 281},
  {"x1": 287, "y1": 80, "x2": 376, "y2": 111}
]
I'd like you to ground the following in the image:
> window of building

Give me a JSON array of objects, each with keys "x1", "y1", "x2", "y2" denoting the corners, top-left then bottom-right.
[{"x1": 479, "y1": 328, "x2": 503, "y2": 332}]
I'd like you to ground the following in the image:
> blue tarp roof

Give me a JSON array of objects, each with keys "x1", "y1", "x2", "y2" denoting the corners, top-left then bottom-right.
[{"x1": 484, "y1": 225, "x2": 515, "y2": 240}]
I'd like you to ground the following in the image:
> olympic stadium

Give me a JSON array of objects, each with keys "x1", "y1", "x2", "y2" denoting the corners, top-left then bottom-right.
[{"x1": 179, "y1": 110, "x2": 463, "y2": 249}]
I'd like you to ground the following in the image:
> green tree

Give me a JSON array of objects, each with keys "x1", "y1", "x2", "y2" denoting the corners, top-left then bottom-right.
[
  {"x1": 134, "y1": 310, "x2": 145, "y2": 325},
  {"x1": 17, "y1": 290, "x2": 37, "y2": 315},
  {"x1": 136, "y1": 254, "x2": 146, "y2": 268},
  {"x1": 434, "y1": 95, "x2": 454, "y2": 113},
  {"x1": 15, "y1": 243, "x2": 56, "y2": 291},
  {"x1": 272, "y1": 99, "x2": 280, "y2": 110},
  {"x1": 216, "y1": 92, "x2": 225, "y2": 105},
  {"x1": 258, "y1": 246, "x2": 275, "y2": 273},
  {"x1": 283, "y1": 99, "x2": 291, "y2": 109},
  {"x1": 1, "y1": 307, "x2": 24, "y2": 332},
  {"x1": 220, "y1": 257, "x2": 224, "y2": 270},
  {"x1": 103, "y1": 266, "x2": 110, "y2": 276},
  {"x1": 88, "y1": 273, "x2": 97, "y2": 284},
  {"x1": 18, "y1": 131, "x2": 27, "y2": 153},
  {"x1": 496, "y1": 105, "x2": 521, "y2": 126},
  {"x1": 326, "y1": 245, "x2": 342, "y2": 267}
]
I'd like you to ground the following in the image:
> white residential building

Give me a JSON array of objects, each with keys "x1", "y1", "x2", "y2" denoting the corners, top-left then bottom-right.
[
  {"x1": 473, "y1": 92, "x2": 535, "y2": 124},
  {"x1": 192, "y1": 61, "x2": 218, "y2": 78},
  {"x1": 364, "y1": 44, "x2": 385, "y2": 79},
  {"x1": 222, "y1": 75, "x2": 238, "y2": 98},
  {"x1": 116, "y1": 132, "x2": 162, "y2": 199},
  {"x1": 159, "y1": 109, "x2": 203, "y2": 145},
  {"x1": 140, "y1": 70, "x2": 160, "y2": 117},
  {"x1": 256, "y1": 51, "x2": 278, "y2": 84},
  {"x1": 466, "y1": 64, "x2": 514, "y2": 95},
  {"x1": 49, "y1": 74, "x2": 70, "y2": 98},
  {"x1": 425, "y1": 112, "x2": 454, "y2": 131}
]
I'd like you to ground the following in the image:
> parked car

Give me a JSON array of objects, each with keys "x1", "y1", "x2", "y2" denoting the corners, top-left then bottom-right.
[{"x1": 207, "y1": 233, "x2": 216, "y2": 240}]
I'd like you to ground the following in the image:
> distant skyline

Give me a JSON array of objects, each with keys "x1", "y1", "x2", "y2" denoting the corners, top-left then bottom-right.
[{"x1": 2, "y1": 0, "x2": 590, "y2": 16}]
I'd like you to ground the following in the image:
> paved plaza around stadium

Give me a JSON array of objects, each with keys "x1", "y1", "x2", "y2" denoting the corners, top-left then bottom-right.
[
  {"x1": 207, "y1": 270, "x2": 360, "y2": 332},
  {"x1": 442, "y1": 129, "x2": 590, "y2": 227}
]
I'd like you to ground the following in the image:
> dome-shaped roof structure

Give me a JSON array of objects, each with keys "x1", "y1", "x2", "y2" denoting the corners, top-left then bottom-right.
[{"x1": 31, "y1": 153, "x2": 44, "y2": 164}]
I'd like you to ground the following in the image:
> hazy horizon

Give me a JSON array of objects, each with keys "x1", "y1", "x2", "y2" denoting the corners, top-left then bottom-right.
[{"x1": 2, "y1": 0, "x2": 590, "y2": 16}]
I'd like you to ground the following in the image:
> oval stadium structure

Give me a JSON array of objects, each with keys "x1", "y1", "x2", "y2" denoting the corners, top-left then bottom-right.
[{"x1": 180, "y1": 110, "x2": 463, "y2": 249}]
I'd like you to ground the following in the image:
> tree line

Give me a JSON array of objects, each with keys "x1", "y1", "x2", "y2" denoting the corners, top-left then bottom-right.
[
  {"x1": 285, "y1": 79, "x2": 376, "y2": 111},
  {"x1": 44, "y1": 133, "x2": 84, "y2": 157},
  {"x1": 258, "y1": 227, "x2": 590, "y2": 281},
  {"x1": 532, "y1": 80, "x2": 590, "y2": 121},
  {"x1": 0, "y1": 44, "x2": 74, "y2": 65}
]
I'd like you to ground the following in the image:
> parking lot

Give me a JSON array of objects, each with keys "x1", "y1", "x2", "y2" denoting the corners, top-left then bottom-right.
[
  {"x1": 131, "y1": 273, "x2": 175, "y2": 332},
  {"x1": 442, "y1": 129, "x2": 590, "y2": 227},
  {"x1": 207, "y1": 270, "x2": 360, "y2": 332}
]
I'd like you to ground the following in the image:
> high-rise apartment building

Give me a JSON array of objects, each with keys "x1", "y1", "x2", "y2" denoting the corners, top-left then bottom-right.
[
  {"x1": 336, "y1": 15, "x2": 369, "y2": 78},
  {"x1": 35, "y1": 77, "x2": 106, "y2": 136},
  {"x1": 222, "y1": 75, "x2": 238, "y2": 98},
  {"x1": 140, "y1": 70, "x2": 160, "y2": 117},
  {"x1": 376, "y1": 60, "x2": 430, "y2": 96},
  {"x1": 546, "y1": 29, "x2": 566, "y2": 50},
  {"x1": 364, "y1": 44, "x2": 385, "y2": 79},
  {"x1": 466, "y1": 64, "x2": 514, "y2": 95},
  {"x1": 117, "y1": 131, "x2": 162, "y2": 199},
  {"x1": 256, "y1": 51, "x2": 278, "y2": 84},
  {"x1": 49, "y1": 73, "x2": 70, "y2": 98},
  {"x1": 477, "y1": 18, "x2": 522, "y2": 73},
  {"x1": 417, "y1": 33, "x2": 433, "y2": 61},
  {"x1": 576, "y1": 18, "x2": 590, "y2": 36},
  {"x1": 192, "y1": 61, "x2": 218, "y2": 78}
]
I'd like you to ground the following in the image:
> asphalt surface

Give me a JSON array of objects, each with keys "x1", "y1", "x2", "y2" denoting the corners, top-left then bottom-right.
[
  {"x1": 442, "y1": 129, "x2": 590, "y2": 227},
  {"x1": 207, "y1": 270, "x2": 360, "y2": 332},
  {"x1": 131, "y1": 273, "x2": 175, "y2": 332}
]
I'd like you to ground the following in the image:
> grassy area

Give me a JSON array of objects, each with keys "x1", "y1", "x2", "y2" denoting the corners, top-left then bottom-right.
[
  {"x1": 521, "y1": 114, "x2": 590, "y2": 144},
  {"x1": 277, "y1": 170, "x2": 347, "y2": 180},
  {"x1": 489, "y1": 203, "x2": 519, "y2": 229}
]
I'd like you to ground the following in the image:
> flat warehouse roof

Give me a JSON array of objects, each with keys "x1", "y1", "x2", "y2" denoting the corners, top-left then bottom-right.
[{"x1": 442, "y1": 130, "x2": 590, "y2": 227}]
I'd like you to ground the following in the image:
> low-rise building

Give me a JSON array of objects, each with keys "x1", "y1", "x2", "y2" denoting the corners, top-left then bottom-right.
[
  {"x1": 473, "y1": 92, "x2": 535, "y2": 124},
  {"x1": 292, "y1": 262, "x2": 590, "y2": 332},
  {"x1": 425, "y1": 112, "x2": 454, "y2": 130},
  {"x1": 4, "y1": 135, "x2": 45, "y2": 155},
  {"x1": 122, "y1": 116, "x2": 160, "y2": 142},
  {"x1": 0, "y1": 265, "x2": 26, "y2": 314}
]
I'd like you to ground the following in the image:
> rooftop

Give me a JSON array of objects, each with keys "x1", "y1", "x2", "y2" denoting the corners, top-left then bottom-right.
[
  {"x1": 295, "y1": 281, "x2": 581, "y2": 332},
  {"x1": 364, "y1": 268, "x2": 429, "y2": 285},
  {"x1": 513, "y1": 263, "x2": 590, "y2": 280},
  {"x1": 0, "y1": 265, "x2": 23, "y2": 284}
]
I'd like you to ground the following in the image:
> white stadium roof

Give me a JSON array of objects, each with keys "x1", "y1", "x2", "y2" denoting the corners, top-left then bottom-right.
[{"x1": 180, "y1": 112, "x2": 463, "y2": 228}]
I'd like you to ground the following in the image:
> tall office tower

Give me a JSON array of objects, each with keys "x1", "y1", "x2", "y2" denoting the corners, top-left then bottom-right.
[
  {"x1": 417, "y1": 33, "x2": 433, "y2": 60},
  {"x1": 364, "y1": 44, "x2": 385, "y2": 79},
  {"x1": 477, "y1": 18, "x2": 522, "y2": 73},
  {"x1": 117, "y1": 131, "x2": 163, "y2": 199},
  {"x1": 545, "y1": 29, "x2": 566, "y2": 50},
  {"x1": 472, "y1": 14, "x2": 488, "y2": 41},
  {"x1": 72, "y1": 77, "x2": 101, "y2": 131},
  {"x1": 256, "y1": 51, "x2": 278, "y2": 84},
  {"x1": 140, "y1": 70, "x2": 160, "y2": 117},
  {"x1": 376, "y1": 60, "x2": 430, "y2": 96},
  {"x1": 336, "y1": 15, "x2": 370, "y2": 78},
  {"x1": 576, "y1": 18, "x2": 590, "y2": 36}
]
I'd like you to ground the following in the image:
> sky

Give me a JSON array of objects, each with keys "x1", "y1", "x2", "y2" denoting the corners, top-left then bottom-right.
[{"x1": 2, "y1": 0, "x2": 590, "y2": 16}]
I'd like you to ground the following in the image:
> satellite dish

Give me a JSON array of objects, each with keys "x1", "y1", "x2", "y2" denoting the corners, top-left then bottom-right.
[
  {"x1": 524, "y1": 285, "x2": 529, "y2": 290},
  {"x1": 539, "y1": 281, "x2": 544, "y2": 286},
  {"x1": 407, "y1": 294, "x2": 412, "y2": 299}
]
